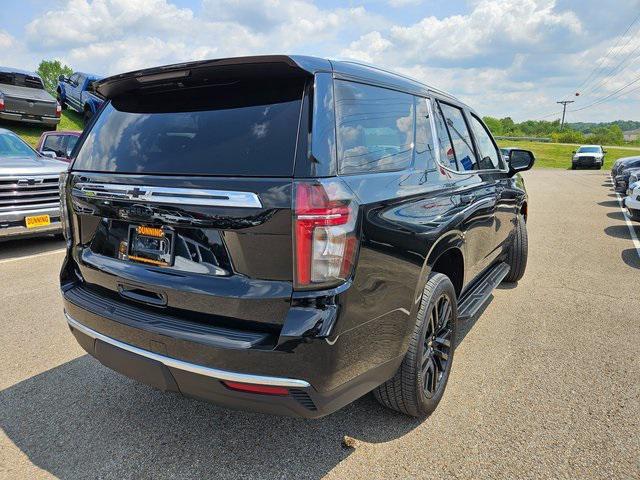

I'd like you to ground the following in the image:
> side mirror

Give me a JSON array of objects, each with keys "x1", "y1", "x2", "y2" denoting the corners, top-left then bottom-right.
[
  {"x1": 40, "y1": 150, "x2": 57, "y2": 159},
  {"x1": 58, "y1": 75, "x2": 66, "y2": 82},
  {"x1": 508, "y1": 149, "x2": 535, "y2": 175},
  {"x1": 603, "y1": 150, "x2": 608, "y2": 154},
  {"x1": 572, "y1": 150, "x2": 576, "y2": 154}
]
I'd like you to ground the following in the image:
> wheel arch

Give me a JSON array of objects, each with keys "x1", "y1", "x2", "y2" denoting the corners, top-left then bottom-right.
[{"x1": 411, "y1": 232, "x2": 466, "y2": 314}]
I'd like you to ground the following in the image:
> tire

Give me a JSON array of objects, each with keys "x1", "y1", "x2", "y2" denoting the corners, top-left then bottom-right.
[
  {"x1": 503, "y1": 213, "x2": 528, "y2": 282},
  {"x1": 373, "y1": 273, "x2": 457, "y2": 418},
  {"x1": 56, "y1": 91, "x2": 66, "y2": 110}
]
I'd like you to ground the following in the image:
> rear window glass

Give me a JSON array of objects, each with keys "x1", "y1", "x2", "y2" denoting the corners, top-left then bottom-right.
[
  {"x1": 0, "y1": 72, "x2": 44, "y2": 89},
  {"x1": 73, "y1": 79, "x2": 304, "y2": 176},
  {"x1": 335, "y1": 80, "x2": 414, "y2": 174}
]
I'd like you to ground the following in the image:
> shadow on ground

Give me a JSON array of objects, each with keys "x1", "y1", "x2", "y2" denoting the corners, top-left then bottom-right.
[
  {"x1": 0, "y1": 235, "x2": 64, "y2": 262},
  {"x1": 606, "y1": 211, "x2": 626, "y2": 221},
  {"x1": 622, "y1": 248, "x2": 640, "y2": 269},
  {"x1": 598, "y1": 200, "x2": 621, "y2": 208},
  {"x1": 604, "y1": 225, "x2": 637, "y2": 240},
  {"x1": 0, "y1": 357, "x2": 420, "y2": 479}
]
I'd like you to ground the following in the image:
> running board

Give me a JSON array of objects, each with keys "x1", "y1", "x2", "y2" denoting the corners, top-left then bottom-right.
[{"x1": 457, "y1": 262, "x2": 510, "y2": 321}]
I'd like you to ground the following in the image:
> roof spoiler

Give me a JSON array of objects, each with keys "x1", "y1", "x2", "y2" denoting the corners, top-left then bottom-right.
[{"x1": 95, "y1": 55, "x2": 330, "y2": 99}]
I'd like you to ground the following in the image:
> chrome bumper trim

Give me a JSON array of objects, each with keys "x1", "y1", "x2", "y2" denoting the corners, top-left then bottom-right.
[
  {"x1": 72, "y1": 183, "x2": 262, "y2": 208},
  {"x1": 65, "y1": 313, "x2": 311, "y2": 388}
]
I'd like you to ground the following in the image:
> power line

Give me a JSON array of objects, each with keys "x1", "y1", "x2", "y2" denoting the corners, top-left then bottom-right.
[
  {"x1": 580, "y1": 39, "x2": 640, "y2": 97},
  {"x1": 571, "y1": 12, "x2": 640, "y2": 95},
  {"x1": 570, "y1": 74, "x2": 640, "y2": 113}
]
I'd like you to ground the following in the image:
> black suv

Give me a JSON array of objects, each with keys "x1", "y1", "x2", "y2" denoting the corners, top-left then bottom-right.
[{"x1": 60, "y1": 55, "x2": 533, "y2": 418}]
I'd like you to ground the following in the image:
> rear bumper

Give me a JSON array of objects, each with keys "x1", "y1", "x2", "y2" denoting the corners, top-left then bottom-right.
[
  {"x1": 62, "y1": 284, "x2": 404, "y2": 418},
  {"x1": 0, "y1": 111, "x2": 60, "y2": 126},
  {"x1": 0, "y1": 206, "x2": 61, "y2": 239}
]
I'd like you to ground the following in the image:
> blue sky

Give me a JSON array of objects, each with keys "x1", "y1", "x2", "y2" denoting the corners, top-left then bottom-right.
[{"x1": 2, "y1": 0, "x2": 639, "y2": 122}]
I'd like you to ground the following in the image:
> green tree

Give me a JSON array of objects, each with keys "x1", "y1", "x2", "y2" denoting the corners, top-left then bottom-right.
[
  {"x1": 482, "y1": 116, "x2": 503, "y2": 136},
  {"x1": 36, "y1": 59, "x2": 73, "y2": 96}
]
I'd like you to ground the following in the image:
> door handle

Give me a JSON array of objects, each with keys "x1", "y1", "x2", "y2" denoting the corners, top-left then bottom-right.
[{"x1": 460, "y1": 194, "x2": 475, "y2": 205}]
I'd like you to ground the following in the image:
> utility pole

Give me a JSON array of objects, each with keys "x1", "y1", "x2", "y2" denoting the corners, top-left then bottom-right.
[{"x1": 556, "y1": 100, "x2": 575, "y2": 130}]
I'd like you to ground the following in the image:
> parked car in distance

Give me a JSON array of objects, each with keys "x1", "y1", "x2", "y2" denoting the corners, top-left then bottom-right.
[
  {"x1": 0, "y1": 128, "x2": 67, "y2": 240},
  {"x1": 60, "y1": 55, "x2": 534, "y2": 419},
  {"x1": 613, "y1": 156, "x2": 640, "y2": 192},
  {"x1": 571, "y1": 145, "x2": 605, "y2": 170},
  {"x1": 611, "y1": 155, "x2": 640, "y2": 178},
  {"x1": 36, "y1": 130, "x2": 81, "y2": 162},
  {"x1": 624, "y1": 181, "x2": 640, "y2": 221},
  {"x1": 0, "y1": 67, "x2": 61, "y2": 128},
  {"x1": 57, "y1": 72, "x2": 104, "y2": 124}
]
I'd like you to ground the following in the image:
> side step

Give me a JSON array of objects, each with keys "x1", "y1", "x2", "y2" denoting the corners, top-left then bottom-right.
[{"x1": 457, "y1": 262, "x2": 510, "y2": 321}]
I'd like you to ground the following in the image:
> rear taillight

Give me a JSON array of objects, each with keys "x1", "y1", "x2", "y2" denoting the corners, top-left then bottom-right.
[
  {"x1": 294, "y1": 180, "x2": 359, "y2": 289},
  {"x1": 0, "y1": 94, "x2": 4, "y2": 111},
  {"x1": 55, "y1": 101, "x2": 61, "y2": 117}
]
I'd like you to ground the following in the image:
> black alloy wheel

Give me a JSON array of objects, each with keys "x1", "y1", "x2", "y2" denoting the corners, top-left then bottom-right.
[{"x1": 422, "y1": 294, "x2": 452, "y2": 398}]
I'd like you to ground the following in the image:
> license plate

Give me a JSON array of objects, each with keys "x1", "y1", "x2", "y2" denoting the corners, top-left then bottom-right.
[
  {"x1": 25, "y1": 214, "x2": 51, "y2": 229},
  {"x1": 127, "y1": 225, "x2": 174, "y2": 266}
]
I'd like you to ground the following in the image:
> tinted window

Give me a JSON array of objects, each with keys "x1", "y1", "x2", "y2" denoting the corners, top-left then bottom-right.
[
  {"x1": 0, "y1": 133, "x2": 36, "y2": 157},
  {"x1": 439, "y1": 103, "x2": 477, "y2": 171},
  {"x1": 432, "y1": 102, "x2": 457, "y2": 170},
  {"x1": 414, "y1": 97, "x2": 437, "y2": 171},
  {"x1": 43, "y1": 135, "x2": 67, "y2": 156},
  {"x1": 335, "y1": 81, "x2": 414, "y2": 174},
  {"x1": 69, "y1": 73, "x2": 80, "y2": 86},
  {"x1": 469, "y1": 114, "x2": 502, "y2": 170},
  {"x1": 73, "y1": 79, "x2": 304, "y2": 176},
  {"x1": 0, "y1": 72, "x2": 44, "y2": 89}
]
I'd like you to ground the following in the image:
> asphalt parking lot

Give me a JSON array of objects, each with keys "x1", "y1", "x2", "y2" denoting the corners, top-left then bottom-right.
[{"x1": 0, "y1": 169, "x2": 638, "y2": 479}]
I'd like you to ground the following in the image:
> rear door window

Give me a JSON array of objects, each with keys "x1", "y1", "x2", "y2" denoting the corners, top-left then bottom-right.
[
  {"x1": 335, "y1": 80, "x2": 414, "y2": 174},
  {"x1": 73, "y1": 79, "x2": 305, "y2": 177},
  {"x1": 438, "y1": 102, "x2": 478, "y2": 172},
  {"x1": 432, "y1": 102, "x2": 457, "y2": 170}
]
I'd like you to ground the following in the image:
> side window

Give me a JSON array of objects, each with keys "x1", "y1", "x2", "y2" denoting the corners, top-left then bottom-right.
[
  {"x1": 335, "y1": 80, "x2": 414, "y2": 174},
  {"x1": 77, "y1": 74, "x2": 86, "y2": 88},
  {"x1": 468, "y1": 114, "x2": 503, "y2": 170},
  {"x1": 69, "y1": 73, "x2": 79, "y2": 86},
  {"x1": 414, "y1": 97, "x2": 437, "y2": 171},
  {"x1": 432, "y1": 101, "x2": 457, "y2": 170},
  {"x1": 438, "y1": 102, "x2": 478, "y2": 171},
  {"x1": 42, "y1": 135, "x2": 67, "y2": 156}
]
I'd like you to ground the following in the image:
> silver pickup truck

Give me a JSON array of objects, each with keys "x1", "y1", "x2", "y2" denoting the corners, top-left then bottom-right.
[
  {"x1": 0, "y1": 67, "x2": 60, "y2": 127},
  {"x1": 0, "y1": 128, "x2": 67, "y2": 239}
]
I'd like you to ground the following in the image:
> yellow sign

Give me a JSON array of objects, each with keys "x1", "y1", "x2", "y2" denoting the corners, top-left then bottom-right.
[{"x1": 25, "y1": 215, "x2": 51, "y2": 229}]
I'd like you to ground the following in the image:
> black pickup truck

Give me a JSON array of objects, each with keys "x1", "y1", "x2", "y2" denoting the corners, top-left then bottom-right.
[{"x1": 60, "y1": 55, "x2": 533, "y2": 419}]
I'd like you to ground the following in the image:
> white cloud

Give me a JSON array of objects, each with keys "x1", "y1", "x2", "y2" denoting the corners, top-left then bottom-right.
[{"x1": 7, "y1": 0, "x2": 640, "y2": 121}]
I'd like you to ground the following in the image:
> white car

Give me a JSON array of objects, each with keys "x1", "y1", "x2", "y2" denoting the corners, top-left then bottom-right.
[
  {"x1": 571, "y1": 145, "x2": 606, "y2": 170},
  {"x1": 625, "y1": 182, "x2": 640, "y2": 221}
]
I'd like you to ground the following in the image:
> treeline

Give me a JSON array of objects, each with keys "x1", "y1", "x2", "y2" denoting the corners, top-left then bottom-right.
[
  {"x1": 482, "y1": 116, "x2": 636, "y2": 145},
  {"x1": 568, "y1": 120, "x2": 640, "y2": 134}
]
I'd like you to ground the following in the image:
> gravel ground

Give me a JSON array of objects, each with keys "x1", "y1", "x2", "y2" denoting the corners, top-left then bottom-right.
[{"x1": 0, "y1": 169, "x2": 638, "y2": 479}]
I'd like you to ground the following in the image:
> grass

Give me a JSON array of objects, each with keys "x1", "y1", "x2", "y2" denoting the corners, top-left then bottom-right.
[
  {"x1": 0, "y1": 110, "x2": 84, "y2": 148},
  {"x1": 497, "y1": 140, "x2": 640, "y2": 169}
]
